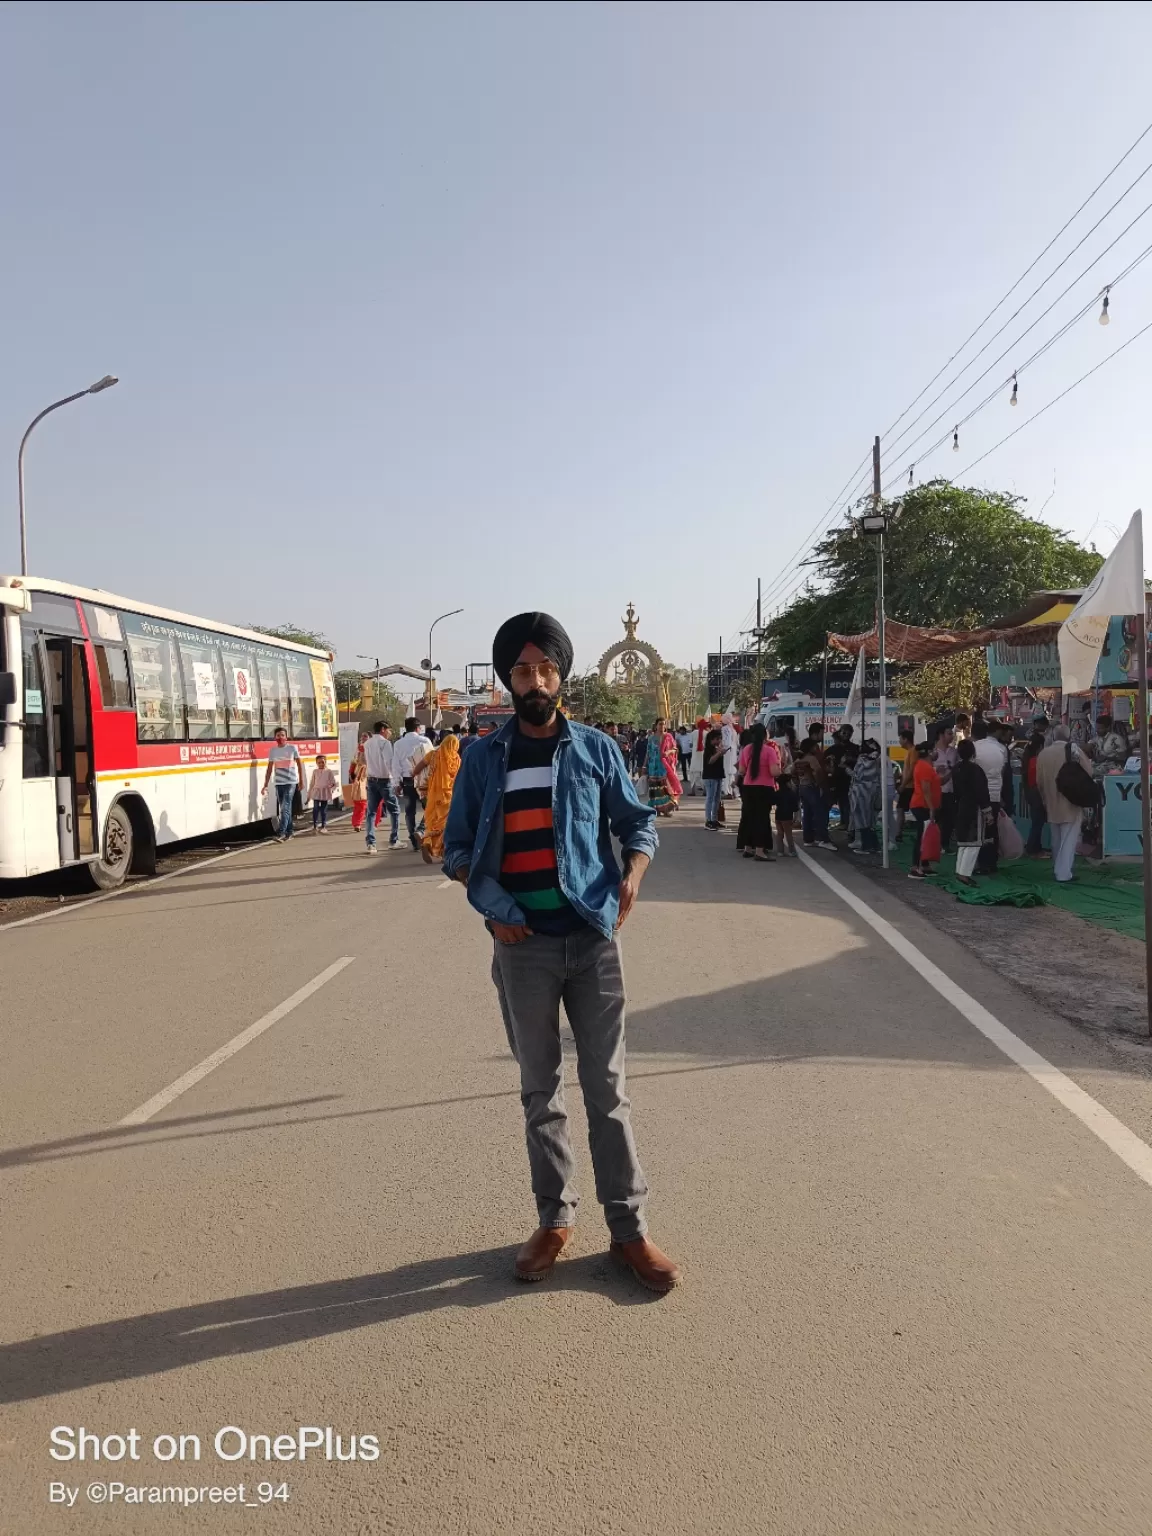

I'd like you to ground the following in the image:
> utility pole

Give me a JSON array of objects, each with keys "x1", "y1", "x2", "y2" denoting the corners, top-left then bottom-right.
[
  {"x1": 874, "y1": 435, "x2": 890, "y2": 870},
  {"x1": 755, "y1": 577, "x2": 763, "y2": 718}
]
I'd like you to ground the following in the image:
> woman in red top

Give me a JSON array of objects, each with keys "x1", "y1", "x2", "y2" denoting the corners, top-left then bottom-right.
[
  {"x1": 908, "y1": 740, "x2": 942, "y2": 878},
  {"x1": 736, "y1": 723, "x2": 782, "y2": 862}
]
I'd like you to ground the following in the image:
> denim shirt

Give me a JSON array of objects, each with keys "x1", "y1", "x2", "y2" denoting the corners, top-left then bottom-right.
[{"x1": 442, "y1": 716, "x2": 659, "y2": 939}]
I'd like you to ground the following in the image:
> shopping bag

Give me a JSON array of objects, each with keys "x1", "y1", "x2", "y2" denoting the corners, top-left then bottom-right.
[
  {"x1": 919, "y1": 820, "x2": 942, "y2": 863},
  {"x1": 634, "y1": 774, "x2": 649, "y2": 799},
  {"x1": 997, "y1": 809, "x2": 1024, "y2": 862}
]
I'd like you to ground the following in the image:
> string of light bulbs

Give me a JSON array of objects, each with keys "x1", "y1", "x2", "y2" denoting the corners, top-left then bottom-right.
[
  {"x1": 880, "y1": 234, "x2": 1152, "y2": 493},
  {"x1": 947, "y1": 314, "x2": 1152, "y2": 480},
  {"x1": 743, "y1": 122, "x2": 1152, "y2": 639},
  {"x1": 873, "y1": 117, "x2": 1152, "y2": 448}
]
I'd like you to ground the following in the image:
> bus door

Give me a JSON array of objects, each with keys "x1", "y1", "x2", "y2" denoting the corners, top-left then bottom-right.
[{"x1": 44, "y1": 636, "x2": 96, "y2": 863}]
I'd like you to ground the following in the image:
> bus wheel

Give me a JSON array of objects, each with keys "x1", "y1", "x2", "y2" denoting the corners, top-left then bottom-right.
[{"x1": 90, "y1": 803, "x2": 134, "y2": 890}]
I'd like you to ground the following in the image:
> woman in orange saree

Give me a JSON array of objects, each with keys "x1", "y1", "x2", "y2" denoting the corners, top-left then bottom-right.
[{"x1": 420, "y1": 733, "x2": 461, "y2": 864}]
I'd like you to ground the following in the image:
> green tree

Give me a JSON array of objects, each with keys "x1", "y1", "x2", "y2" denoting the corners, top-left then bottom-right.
[
  {"x1": 333, "y1": 669, "x2": 363, "y2": 712},
  {"x1": 765, "y1": 481, "x2": 1102, "y2": 668},
  {"x1": 897, "y1": 650, "x2": 991, "y2": 720},
  {"x1": 251, "y1": 623, "x2": 331, "y2": 650}
]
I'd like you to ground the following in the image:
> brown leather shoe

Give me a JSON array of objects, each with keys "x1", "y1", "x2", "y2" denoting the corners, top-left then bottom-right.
[
  {"x1": 610, "y1": 1237, "x2": 681, "y2": 1293},
  {"x1": 514, "y1": 1225, "x2": 572, "y2": 1281}
]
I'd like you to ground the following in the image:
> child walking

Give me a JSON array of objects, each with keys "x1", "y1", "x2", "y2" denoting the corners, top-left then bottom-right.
[
  {"x1": 306, "y1": 755, "x2": 338, "y2": 834},
  {"x1": 774, "y1": 770, "x2": 799, "y2": 857}
]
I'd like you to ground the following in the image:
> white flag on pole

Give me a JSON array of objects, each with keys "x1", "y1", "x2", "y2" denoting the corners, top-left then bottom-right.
[
  {"x1": 1057, "y1": 510, "x2": 1145, "y2": 697},
  {"x1": 841, "y1": 645, "x2": 866, "y2": 727}
]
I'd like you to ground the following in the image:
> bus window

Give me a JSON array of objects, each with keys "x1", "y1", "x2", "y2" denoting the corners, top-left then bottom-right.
[
  {"x1": 127, "y1": 629, "x2": 184, "y2": 741},
  {"x1": 20, "y1": 624, "x2": 51, "y2": 777},
  {"x1": 92, "y1": 644, "x2": 133, "y2": 710},
  {"x1": 30, "y1": 592, "x2": 83, "y2": 635},
  {"x1": 285, "y1": 657, "x2": 317, "y2": 738},
  {"x1": 221, "y1": 645, "x2": 260, "y2": 740},
  {"x1": 257, "y1": 654, "x2": 290, "y2": 737},
  {"x1": 178, "y1": 639, "x2": 227, "y2": 741}
]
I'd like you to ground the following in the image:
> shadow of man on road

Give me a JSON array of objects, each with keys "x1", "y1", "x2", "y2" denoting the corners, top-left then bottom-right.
[{"x1": 1, "y1": 1245, "x2": 662, "y2": 1403}]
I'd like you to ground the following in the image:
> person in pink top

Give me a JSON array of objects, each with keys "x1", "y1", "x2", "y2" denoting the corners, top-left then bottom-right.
[{"x1": 736, "y1": 722, "x2": 781, "y2": 862}]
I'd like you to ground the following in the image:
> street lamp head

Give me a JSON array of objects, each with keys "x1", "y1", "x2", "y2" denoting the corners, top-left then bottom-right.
[
  {"x1": 87, "y1": 375, "x2": 118, "y2": 394},
  {"x1": 859, "y1": 514, "x2": 888, "y2": 536}
]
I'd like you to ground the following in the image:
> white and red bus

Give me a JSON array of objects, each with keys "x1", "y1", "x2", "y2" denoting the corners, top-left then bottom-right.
[{"x1": 0, "y1": 576, "x2": 338, "y2": 888}]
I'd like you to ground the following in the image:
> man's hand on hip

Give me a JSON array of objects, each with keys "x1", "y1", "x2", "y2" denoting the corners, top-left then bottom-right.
[{"x1": 492, "y1": 922, "x2": 533, "y2": 945}]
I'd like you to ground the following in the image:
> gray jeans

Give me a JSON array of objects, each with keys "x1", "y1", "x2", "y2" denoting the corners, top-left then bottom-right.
[{"x1": 491, "y1": 928, "x2": 648, "y2": 1242}]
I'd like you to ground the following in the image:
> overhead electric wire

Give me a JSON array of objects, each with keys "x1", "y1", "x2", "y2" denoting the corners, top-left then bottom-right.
[
  {"x1": 948, "y1": 315, "x2": 1152, "y2": 480},
  {"x1": 754, "y1": 121, "x2": 1152, "y2": 633},
  {"x1": 870, "y1": 154, "x2": 1152, "y2": 477},
  {"x1": 874, "y1": 117, "x2": 1152, "y2": 446},
  {"x1": 879, "y1": 234, "x2": 1152, "y2": 493}
]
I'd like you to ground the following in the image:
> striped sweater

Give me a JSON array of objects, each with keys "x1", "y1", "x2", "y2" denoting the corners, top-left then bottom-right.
[{"x1": 500, "y1": 731, "x2": 586, "y2": 935}]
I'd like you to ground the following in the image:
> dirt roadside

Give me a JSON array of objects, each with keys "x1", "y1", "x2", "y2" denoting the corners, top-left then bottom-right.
[{"x1": 846, "y1": 847, "x2": 1152, "y2": 1072}]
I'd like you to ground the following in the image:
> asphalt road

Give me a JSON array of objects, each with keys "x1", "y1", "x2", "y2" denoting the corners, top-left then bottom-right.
[{"x1": 4, "y1": 803, "x2": 1152, "y2": 1534}]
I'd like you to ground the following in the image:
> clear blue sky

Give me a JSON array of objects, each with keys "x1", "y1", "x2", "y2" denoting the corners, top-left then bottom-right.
[{"x1": 3, "y1": 0, "x2": 1151, "y2": 689}]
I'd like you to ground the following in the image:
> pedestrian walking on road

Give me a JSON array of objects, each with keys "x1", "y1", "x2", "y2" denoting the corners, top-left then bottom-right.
[
  {"x1": 350, "y1": 733, "x2": 370, "y2": 831},
  {"x1": 305, "y1": 755, "x2": 338, "y2": 833},
  {"x1": 363, "y1": 721, "x2": 401, "y2": 854},
  {"x1": 677, "y1": 725, "x2": 694, "y2": 784},
  {"x1": 796, "y1": 737, "x2": 833, "y2": 849},
  {"x1": 971, "y1": 721, "x2": 1009, "y2": 874},
  {"x1": 1037, "y1": 725, "x2": 1092, "y2": 883},
  {"x1": 646, "y1": 719, "x2": 675, "y2": 817},
  {"x1": 394, "y1": 718, "x2": 432, "y2": 850},
  {"x1": 932, "y1": 727, "x2": 959, "y2": 852},
  {"x1": 1021, "y1": 728, "x2": 1048, "y2": 856},
  {"x1": 443, "y1": 609, "x2": 678, "y2": 1293},
  {"x1": 952, "y1": 738, "x2": 991, "y2": 886},
  {"x1": 263, "y1": 727, "x2": 303, "y2": 841},
  {"x1": 659, "y1": 720, "x2": 683, "y2": 806},
  {"x1": 736, "y1": 722, "x2": 779, "y2": 860},
  {"x1": 702, "y1": 727, "x2": 726, "y2": 828},
  {"x1": 848, "y1": 740, "x2": 883, "y2": 854},
  {"x1": 908, "y1": 741, "x2": 942, "y2": 879},
  {"x1": 774, "y1": 770, "x2": 799, "y2": 855},
  {"x1": 420, "y1": 732, "x2": 461, "y2": 865}
]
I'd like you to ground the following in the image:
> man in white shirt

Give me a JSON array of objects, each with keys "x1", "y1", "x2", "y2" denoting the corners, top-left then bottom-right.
[
  {"x1": 971, "y1": 720, "x2": 1008, "y2": 874},
  {"x1": 393, "y1": 718, "x2": 431, "y2": 850},
  {"x1": 262, "y1": 727, "x2": 304, "y2": 842},
  {"x1": 362, "y1": 721, "x2": 400, "y2": 853},
  {"x1": 677, "y1": 726, "x2": 694, "y2": 783}
]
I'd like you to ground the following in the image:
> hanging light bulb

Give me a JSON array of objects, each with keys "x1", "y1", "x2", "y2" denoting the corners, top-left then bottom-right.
[
  {"x1": 908, "y1": 464, "x2": 914, "y2": 487},
  {"x1": 1010, "y1": 372, "x2": 1018, "y2": 407},
  {"x1": 952, "y1": 427, "x2": 959, "y2": 452},
  {"x1": 1099, "y1": 288, "x2": 1111, "y2": 326}
]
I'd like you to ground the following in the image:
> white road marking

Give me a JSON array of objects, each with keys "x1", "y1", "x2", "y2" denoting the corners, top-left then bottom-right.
[
  {"x1": 118, "y1": 957, "x2": 356, "y2": 1126},
  {"x1": 797, "y1": 849, "x2": 1152, "y2": 1192},
  {"x1": 437, "y1": 879, "x2": 454, "y2": 889},
  {"x1": 0, "y1": 840, "x2": 266, "y2": 934}
]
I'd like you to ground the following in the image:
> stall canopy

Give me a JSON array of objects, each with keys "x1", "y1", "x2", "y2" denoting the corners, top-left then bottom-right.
[{"x1": 828, "y1": 618, "x2": 1061, "y2": 662}]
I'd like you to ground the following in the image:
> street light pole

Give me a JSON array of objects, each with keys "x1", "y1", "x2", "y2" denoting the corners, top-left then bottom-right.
[
  {"x1": 426, "y1": 609, "x2": 463, "y2": 723},
  {"x1": 17, "y1": 375, "x2": 118, "y2": 575}
]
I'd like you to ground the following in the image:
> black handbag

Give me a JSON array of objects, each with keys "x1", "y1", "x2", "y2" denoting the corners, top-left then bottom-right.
[{"x1": 1056, "y1": 743, "x2": 1101, "y2": 808}]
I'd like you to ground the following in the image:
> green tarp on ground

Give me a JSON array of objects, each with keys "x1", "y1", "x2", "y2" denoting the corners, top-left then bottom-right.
[{"x1": 877, "y1": 836, "x2": 1147, "y2": 941}]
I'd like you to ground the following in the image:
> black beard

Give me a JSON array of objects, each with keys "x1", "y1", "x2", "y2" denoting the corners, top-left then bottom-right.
[{"x1": 512, "y1": 687, "x2": 559, "y2": 727}]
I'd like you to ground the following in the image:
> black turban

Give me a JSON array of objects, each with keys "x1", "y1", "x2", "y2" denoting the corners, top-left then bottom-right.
[{"x1": 492, "y1": 612, "x2": 574, "y2": 689}]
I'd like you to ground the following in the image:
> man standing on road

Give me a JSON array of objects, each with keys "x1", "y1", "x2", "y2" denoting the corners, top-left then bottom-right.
[
  {"x1": 394, "y1": 718, "x2": 431, "y2": 849},
  {"x1": 263, "y1": 727, "x2": 304, "y2": 842},
  {"x1": 363, "y1": 721, "x2": 400, "y2": 854},
  {"x1": 971, "y1": 720, "x2": 1008, "y2": 874},
  {"x1": 443, "y1": 611, "x2": 679, "y2": 1293},
  {"x1": 1037, "y1": 725, "x2": 1092, "y2": 882}
]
